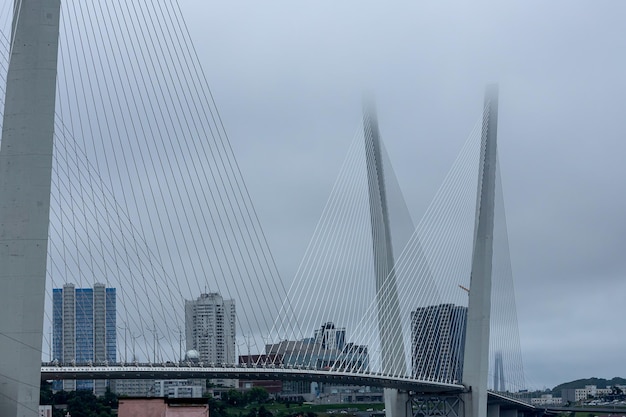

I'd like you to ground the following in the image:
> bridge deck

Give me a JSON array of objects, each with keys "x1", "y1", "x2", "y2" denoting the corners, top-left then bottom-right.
[
  {"x1": 41, "y1": 364, "x2": 464, "y2": 393},
  {"x1": 41, "y1": 365, "x2": 543, "y2": 414}
]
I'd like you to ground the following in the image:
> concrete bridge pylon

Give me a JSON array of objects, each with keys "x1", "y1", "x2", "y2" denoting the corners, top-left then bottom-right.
[
  {"x1": 461, "y1": 84, "x2": 499, "y2": 417},
  {"x1": 0, "y1": 1, "x2": 61, "y2": 416},
  {"x1": 362, "y1": 101, "x2": 409, "y2": 417}
]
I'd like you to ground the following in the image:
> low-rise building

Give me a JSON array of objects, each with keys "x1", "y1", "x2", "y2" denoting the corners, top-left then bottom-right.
[
  {"x1": 118, "y1": 397, "x2": 208, "y2": 417},
  {"x1": 154, "y1": 380, "x2": 204, "y2": 398},
  {"x1": 112, "y1": 379, "x2": 156, "y2": 397},
  {"x1": 561, "y1": 385, "x2": 621, "y2": 403},
  {"x1": 530, "y1": 394, "x2": 562, "y2": 406},
  {"x1": 317, "y1": 384, "x2": 383, "y2": 404}
]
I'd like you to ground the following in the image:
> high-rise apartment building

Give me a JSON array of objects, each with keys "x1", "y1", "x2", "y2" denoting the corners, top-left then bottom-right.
[
  {"x1": 185, "y1": 293, "x2": 236, "y2": 365},
  {"x1": 52, "y1": 283, "x2": 116, "y2": 395},
  {"x1": 411, "y1": 303, "x2": 466, "y2": 383}
]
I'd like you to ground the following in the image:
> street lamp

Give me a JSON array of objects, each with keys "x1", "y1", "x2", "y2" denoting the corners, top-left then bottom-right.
[
  {"x1": 117, "y1": 325, "x2": 128, "y2": 364},
  {"x1": 131, "y1": 332, "x2": 141, "y2": 363}
]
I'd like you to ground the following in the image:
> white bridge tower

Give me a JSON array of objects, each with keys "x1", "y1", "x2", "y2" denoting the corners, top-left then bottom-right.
[{"x1": 0, "y1": 1, "x2": 61, "y2": 416}]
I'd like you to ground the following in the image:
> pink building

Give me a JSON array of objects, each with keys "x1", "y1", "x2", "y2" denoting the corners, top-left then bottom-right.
[{"x1": 118, "y1": 397, "x2": 209, "y2": 417}]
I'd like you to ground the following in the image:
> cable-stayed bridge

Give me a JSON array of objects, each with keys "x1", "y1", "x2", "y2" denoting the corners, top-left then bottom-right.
[{"x1": 0, "y1": 1, "x2": 544, "y2": 417}]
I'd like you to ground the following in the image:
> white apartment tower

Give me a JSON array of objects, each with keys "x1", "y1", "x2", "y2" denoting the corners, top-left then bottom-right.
[{"x1": 185, "y1": 293, "x2": 236, "y2": 365}]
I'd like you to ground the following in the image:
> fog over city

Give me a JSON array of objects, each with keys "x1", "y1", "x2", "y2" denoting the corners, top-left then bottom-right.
[{"x1": 178, "y1": 1, "x2": 626, "y2": 389}]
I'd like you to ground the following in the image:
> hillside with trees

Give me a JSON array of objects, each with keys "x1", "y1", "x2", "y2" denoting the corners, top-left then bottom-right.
[{"x1": 552, "y1": 377, "x2": 626, "y2": 396}]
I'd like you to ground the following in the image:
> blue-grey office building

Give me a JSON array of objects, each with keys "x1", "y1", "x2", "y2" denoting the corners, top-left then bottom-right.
[{"x1": 52, "y1": 283, "x2": 116, "y2": 395}]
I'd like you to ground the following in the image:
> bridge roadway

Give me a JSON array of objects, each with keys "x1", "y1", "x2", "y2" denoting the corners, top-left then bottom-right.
[
  {"x1": 41, "y1": 363, "x2": 546, "y2": 415},
  {"x1": 41, "y1": 363, "x2": 464, "y2": 393}
]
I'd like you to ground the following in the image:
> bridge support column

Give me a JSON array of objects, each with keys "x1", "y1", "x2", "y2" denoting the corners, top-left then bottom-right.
[
  {"x1": 461, "y1": 85, "x2": 499, "y2": 417},
  {"x1": 486, "y1": 404, "x2": 500, "y2": 417},
  {"x1": 410, "y1": 395, "x2": 463, "y2": 417},
  {"x1": 384, "y1": 389, "x2": 411, "y2": 417},
  {"x1": 499, "y1": 410, "x2": 517, "y2": 417},
  {"x1": 0, "y1": 1, "x2": 61, "y2": 416}
]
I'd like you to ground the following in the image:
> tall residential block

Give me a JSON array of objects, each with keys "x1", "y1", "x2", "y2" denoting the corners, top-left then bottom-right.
[
  {"x1": 185, "y1": 293, "x2": 236, "y2": 365},
  {"x1": 411, "y1": 303, "x2": 467, "y2": 383},
  {"x1": 53, "y1": 283, "x2": 116, "y2": 395}
]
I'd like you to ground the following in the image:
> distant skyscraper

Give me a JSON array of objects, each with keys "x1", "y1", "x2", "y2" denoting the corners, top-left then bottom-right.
[
  {"x1": 185, "y1": 293, "x2": 236, "y2": 365},
  {"x1": 52, "y1": 283, "x2": 116, "y2": 395},
  {"x1": 411, "y1": 303, "x2": 466, "y2": 383},
  {"x1": 314, "y1": 322, "x2": 346, "y2": 351}
]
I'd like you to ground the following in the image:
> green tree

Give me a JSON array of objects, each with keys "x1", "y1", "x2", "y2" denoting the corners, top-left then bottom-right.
[
  {"x1": 40, "y1": 381, "x2": 54, "y2": 405},
  {"x1": 101, "y1": 388, "x2": 118, "y2": 408},
  {"x1": 44, "y1": 388, "x2": 118, "y2": 417},
  {"x1": 67, "y1": 390, "x2": 99, "y2": 417},
  {"x1": 207, "y1": 395, "x2": 228, "y2": 417},
  {"x1": 226, "y1": 389, "x2": 244, "y2": 406},
  {"x1": 246, "y1": 387, "x2": 270, "y2": 404},
  {"x1": 258, "y1": 405, "x2": 273, "y2": 417},
  {"x1": 52, "y1": 389, "x2": 71, "y2": 405}
]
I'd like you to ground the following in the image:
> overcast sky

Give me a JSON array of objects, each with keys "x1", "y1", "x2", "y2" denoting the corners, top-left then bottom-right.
[
  {"x1": 3, "y1": 0, "x2": 620, "y2": 390},
  {"x1": 175, "y1": 1, "x2": 626, "y2": 389}
]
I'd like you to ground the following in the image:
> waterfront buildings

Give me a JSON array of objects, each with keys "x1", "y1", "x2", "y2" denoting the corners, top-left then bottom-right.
[
  {"x1": 52, "y1": 283, "x2": 116, "y2": 395},
  {"x1": 410, "y1": 303, "x2": 467, "y2": 383}
]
